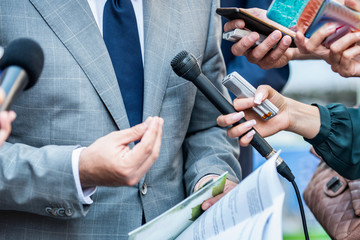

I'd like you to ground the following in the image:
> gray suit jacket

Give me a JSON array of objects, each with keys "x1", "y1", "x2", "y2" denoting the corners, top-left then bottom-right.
[{"x1": 0, "y1": 0, "x2": 241, "y2": 239}]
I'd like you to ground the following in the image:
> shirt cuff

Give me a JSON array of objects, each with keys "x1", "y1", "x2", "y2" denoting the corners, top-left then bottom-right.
[
  {"x1": 72, "y1": 147, "x2": 96, "y2": 205},
  {"x1": 193, "y1": 174, "x2": 219, "y2": 192}
]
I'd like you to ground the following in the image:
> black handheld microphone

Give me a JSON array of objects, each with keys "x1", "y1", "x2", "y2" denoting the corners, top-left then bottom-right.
[
  {"x1": 0, "y1": 38, "x2": 44, "y2": 111},
  {"x1": 171, "y1": 51, "x2": 294, "y2": 181}
]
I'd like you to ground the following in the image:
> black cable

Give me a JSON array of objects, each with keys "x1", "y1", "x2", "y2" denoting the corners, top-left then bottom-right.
[
  {"x1": 276, "y1": 161, "x2": 309, "y2": 240},
  {"x1": 291, "y1": 180, "x2": 310, "y2": 240}
]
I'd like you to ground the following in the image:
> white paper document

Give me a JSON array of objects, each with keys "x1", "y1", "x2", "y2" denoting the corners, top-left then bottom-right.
[
  {"x1": 176, "y1": 151, "x2": 285, "y2": 240},
  {"x1": 128, "y1": 151, "x2": 285, "y2": 240},
  {"x1": 128, "y1": 172, "x2": 228, "y2": 240}
]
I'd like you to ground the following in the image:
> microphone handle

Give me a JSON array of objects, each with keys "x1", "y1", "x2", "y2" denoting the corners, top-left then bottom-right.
[
  {"x1": 0, "y1": 66, "x2": 29, "y2": 111},
  {"x1": 193, "y1": 73, "x2": 274, "y2": 159}
]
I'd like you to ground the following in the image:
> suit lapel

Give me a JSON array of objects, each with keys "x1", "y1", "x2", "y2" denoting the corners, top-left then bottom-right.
[
  {"x1": 29, "y1": 0, "x2": 130, "y2": 130},
  {"x1": 142, "y1": 1, "x2": 181, "y2": 119}
]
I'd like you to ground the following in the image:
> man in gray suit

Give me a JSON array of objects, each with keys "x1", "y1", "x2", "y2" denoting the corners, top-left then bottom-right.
[{"x1": 0, "y1": 0, "x2": 241, "y2": 239}]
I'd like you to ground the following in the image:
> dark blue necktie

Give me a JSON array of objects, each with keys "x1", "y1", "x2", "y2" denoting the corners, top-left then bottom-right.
[{"x1": 103, "y1": 0, "x2": 144, "y2": 127}]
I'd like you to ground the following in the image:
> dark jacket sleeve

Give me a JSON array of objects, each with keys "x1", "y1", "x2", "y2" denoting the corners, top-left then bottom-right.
[{"x1": 305, "y1": 104, "x2": 360, "y2": 179}]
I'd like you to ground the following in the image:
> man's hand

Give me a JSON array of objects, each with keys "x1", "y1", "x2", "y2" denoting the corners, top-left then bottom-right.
[
  {"x1": 79, "y1": 116, "x2": 163, "y2": 187},
  {"x1": 194, "y1": 175, "x2": 238, "y2": 211},
  {"x1": 217, "y1": 85, "x2": 321, "y2": 146}
]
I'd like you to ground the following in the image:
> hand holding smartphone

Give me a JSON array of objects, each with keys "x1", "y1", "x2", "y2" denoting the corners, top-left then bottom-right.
[{"x1": 217, "y1": 7, "x2": 296, "y2": 47}]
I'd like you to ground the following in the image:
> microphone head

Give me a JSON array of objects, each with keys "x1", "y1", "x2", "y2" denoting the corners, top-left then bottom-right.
[
  {"x1": 171, "y1": 51, "x2": 201, "y2": 81},
  {"x1": 0, "y1": 38, "x2": 44, "y2": 90}
]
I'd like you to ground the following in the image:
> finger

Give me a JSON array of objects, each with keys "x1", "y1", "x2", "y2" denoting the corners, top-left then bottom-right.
[
  {"x1": 253, "y1": 85, "x2": 273, "y2": 105},
  {"x1": 239, "y1": 129, "x2": 256, "y2": 147},
  {"x1": 217, "y1": 111, "x2": 245, "y2": 128},
  {"x1": 306, "y1": 24, "x2": 337, "y2": 52},
  {"x1": 326, "y1": 31, "x2": 360, "y2": 66},
  {"x1": 233, "y1": 97, "x2": 256, "y2": 112},
  {"x1": 258, "y1": 35, "x2": 292, "y2": 69},
  {"x1": 201, "y1": 181, "x2": 236, "y2": 211},
  {"x1": 245, "y1": 31, "x2": 282, "y2": 63},
  {"x1": 201, "y1": 193, "x2": 224, "y2": 211},
  {"x1": 231, "y1": 32, "x2": 260, "y2": 56},
  {"x1": 8, "y1": 111, "x2": 16, "y2": 122},
  {"x1": 114, "y1": 117, "x2": 153, "y2": 144},
  {"x1": 294, "y1": 31, "x2": 309, "y2": 54},
  {"x1": 119, "y1": 145, "x2": 130, "y2": 159},
  {"x1": 0, "y1": 111, "x2": 12, "y2": 144},
  {"x1": 336, "y1": 45, "x2": 360, "y2": 77},
  {"x1": 126, "y1": 117, "x2": 161, "y2": 168},
  {"x1": 224, "y1": 19, "x2": 245, "y2": 32},
  {"x1": 133, "y1": 117, "x2": 164, "y2": 178},
  {"x1": 227, "y1": 119, "x2": 256, "y2": 138},
  {"x1": 147, "y1": 117, "x2": 163, "y2": 162},
  {"x1": 330, "y1": 32, "x2": 360, "y2": 55}
]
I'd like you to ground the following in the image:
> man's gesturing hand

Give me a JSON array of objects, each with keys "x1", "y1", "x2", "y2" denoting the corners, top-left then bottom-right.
[{"x1": 79, "y1": 116, "x2": 164, "y2": 187}]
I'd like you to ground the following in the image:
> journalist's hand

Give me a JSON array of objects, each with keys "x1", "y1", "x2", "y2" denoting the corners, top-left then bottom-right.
[
  {"x1": 79, "y1": 116, "x2": 163, "y2": 187},
  {"x1": 217, "y1": 85, "x2": 290, "y2": 146},
  {"x1": 217, "y1": 85, "x2": 321, "y2": 146},
  {"x1": 224, "y1": 19, "x2": 295, "y2": 69}
]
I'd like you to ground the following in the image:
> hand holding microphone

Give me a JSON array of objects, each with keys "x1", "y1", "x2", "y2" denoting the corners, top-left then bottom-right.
[{"x1": 0, "y1": 38, "x2": 44, "y2": 145}]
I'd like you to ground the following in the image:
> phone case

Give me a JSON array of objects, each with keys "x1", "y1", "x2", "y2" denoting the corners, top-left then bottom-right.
[{"x1": 216, "y1": 7, "x2": 296, "y2": 47}]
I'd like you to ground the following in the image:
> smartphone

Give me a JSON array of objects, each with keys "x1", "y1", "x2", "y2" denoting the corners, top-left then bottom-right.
[
  {"x1": 216, "y1": 7, "x2": 296, "y2": 48},
  {"x1": 223, "y1": 29, "x2": 267, "y2": 48},
  {"x1": 222, "y1": 71, "x2": 279, "y2": 120}
]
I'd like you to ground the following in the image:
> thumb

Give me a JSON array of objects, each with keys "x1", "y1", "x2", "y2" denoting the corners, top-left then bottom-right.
[{"x1": 116, "y1": 117, "x2": 153, "y2": 144}]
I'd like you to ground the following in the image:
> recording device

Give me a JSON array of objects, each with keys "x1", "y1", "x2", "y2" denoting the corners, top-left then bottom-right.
[
  {"x1": 0, "y1": 38, "x2": 44, "y2": 111},
  {"x1": 222, "y1": 29, "x2": 268, "y2": 49},
  {"x1": 223, "y1": 29, "x2": 267, "y2": 45},
  {"x1": 222, "y1": 71, "x2": 278, "y2": 120}
]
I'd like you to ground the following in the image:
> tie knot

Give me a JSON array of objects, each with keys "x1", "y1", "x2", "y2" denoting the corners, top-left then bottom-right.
[{"x1": 111, "y1": 0, "x2": 131, "y2": 10}]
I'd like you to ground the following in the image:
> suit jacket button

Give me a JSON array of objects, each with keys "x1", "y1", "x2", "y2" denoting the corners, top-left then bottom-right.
[
  {"x1": 141, "y1": 183, "x2": 147, "y2": 195},
  {"x1": 45, "y1": 207, "x2": 52, "y2": 215},
  {"x1": 57, "y1": 208, "x2": 65, "y2": 216},
  {"x1": 65, "y1": 208, "x2": 74, "y2": 217},
  {"x1": 51, "y1": 208, "x2": 58, "y2": 216}
]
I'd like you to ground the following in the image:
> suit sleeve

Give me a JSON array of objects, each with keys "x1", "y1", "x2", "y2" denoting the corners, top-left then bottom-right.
[
  {"x1": 183, "y1": 0, "x2": 242, "y2": 196},
  {"x1": 0, "y1": 142, "x2": 89, "y2": 218}
]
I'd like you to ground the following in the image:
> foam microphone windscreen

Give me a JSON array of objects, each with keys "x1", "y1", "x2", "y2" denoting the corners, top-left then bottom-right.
[{"x1": 0, "y1": 38, "x2": 44, "y2": 89}]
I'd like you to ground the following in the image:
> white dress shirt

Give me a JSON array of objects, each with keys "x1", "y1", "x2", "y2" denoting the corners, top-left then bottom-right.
[{"x1": 72, "y1": 0, "x2": 144, "y2": 204}]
